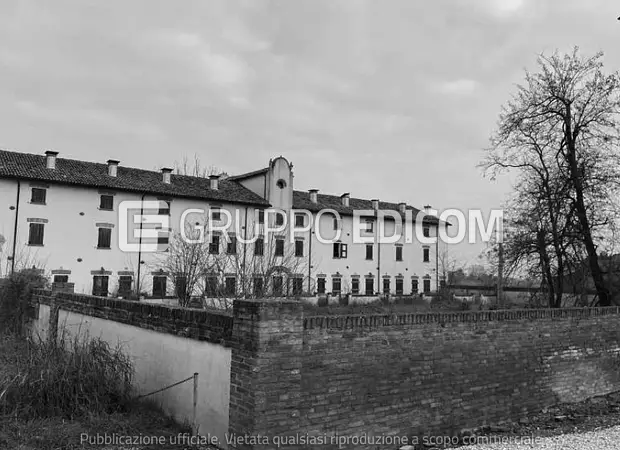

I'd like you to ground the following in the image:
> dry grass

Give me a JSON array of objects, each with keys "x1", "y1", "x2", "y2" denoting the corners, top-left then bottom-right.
[
  {"x1": 0, "y1": 331, "x2": 133, "y2": 419},
  {"x1": 0, "y1": 333, "x2": 211, "y2": 450}
]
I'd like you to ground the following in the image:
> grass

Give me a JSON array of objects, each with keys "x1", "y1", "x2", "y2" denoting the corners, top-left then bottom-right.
[
  {"x1": 1, "y1": 331, "x2": 134, "y2": 419},
  {"x1": 0, "y1": 331, "x2": 214, "y2": 450}
]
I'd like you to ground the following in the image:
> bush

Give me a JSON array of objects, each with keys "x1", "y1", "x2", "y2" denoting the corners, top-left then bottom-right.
[
  {"x1": 0, "y1": 330, "x2": 134, "y2": 419},
  {"x1": 0, "y1": 268, "x2": 48, "y2": 335}
]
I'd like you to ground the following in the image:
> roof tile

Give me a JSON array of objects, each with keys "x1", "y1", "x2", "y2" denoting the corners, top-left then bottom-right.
[{"x1": 0, "y1": 149, "x2": 270, "y2": 206}]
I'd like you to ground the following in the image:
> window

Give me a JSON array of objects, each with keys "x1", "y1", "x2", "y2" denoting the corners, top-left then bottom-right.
[
  {"x1": 209, "y1": 235, "x2": 220, "y2": 254},
  {"x1": 205, "y1": 276, "x2": 218, "y2": 297},
  {"x1": 258, "y1": 210, "x2": 265, "y2": 224},
  {"x1": 225, "y1": 277, "x2": 236, "y2": 296},
  {"x1": 28, "y1": 223, "x2": 45, "y2": 246},
  {"x1": 383, "y1": 278, "x2": 390, "y2": 294},
  {"x1": 275, "y1": 212, "x2": 284, "y2": 226},
  {"x1": 276, "y1": 179, "x2": 287, "y2": 189},
  {"x1": 31, "y1": 188, "x2": 46, "y2": 204},
  {"x1": 423, "y1": 226, "x2": 430, "y2": 238},
  {"x1": 275, "y1": 238, "x2": 284, "y2": 256},
  {"x1": 332, "y1": 278, "x2": 342, "y2": 294},
  {"x1": 211, "y1": 207, "x2": 221, "y2": 221},
  {"x1": 423, "y1": 278, "x2": 431, "y2": 293},
  {"x1": 97, "y1": 228, "x2": 112, "y2": 249},
  {"x1": 332, "y1": 242, "x2": 348, "y2": 259},
  {"x1": 292, "y1": 278, "x2": 303, "y2": 296},
  {"x1": 395, "y1": 246, "x2": 403, "y2": 261},
  {"x1": 396, "y1": 278, "x2": 404, "y2": 295},
  {"x1": 317, "y1": 278, "x2": 326, "y2": 294},
  {"x1": 423, "y1": 247, "x2": 430, "y2": 262},
  {"x1": 53, "y1": 275, "x2": 69, "y2": 283},
  {"x1": 351, "y1": 278, "x2": 360, "y2": 295},
  {"x1": 157, "y1": 233, "x2": 169, "y2": 246},
  {"x1": 365, "y1": 278, "x2": 374, "y2": 295},
  {"x1": 93, "y1": 275, "x2": 109, "y2": 297},
  {"x1": 412, "y1": 279, "x2": 419, "y2": 294},
  {"x1": 227, "y1": 236, "x2": 237, "y2": 254},
  {"x1": 119, "y1": 276, "x2": 132, "y2": 297},
  {"x1": 254, "y1": 237, "x2": 264, "y2": 256},
  {"x1": 295, "y1": 213, "x2": 305, "y2": 228},
  {"x1": 253, "y1": 277, "x2": 264, "y2": 297},
  {"x1": 175, "y1": 275, "x2": 187, "y2": 300},
  {"x1": 273, "y1": 276, "x2": 283, "y2": 296},
  {"x1": 295, "y1": 240, "x2": 304, "y2": 257},
  {"x1": 364, "y1": 219, "x2": 374, "y2": 233},
  {"x1": 99, "y1": 194, "x2": 114, "y2": 210},
  {"x1": 158, "y1": 200, "x2": 170, "y2": 215},
  {"x1": 365, "y1": 244, "x2": 373, "y2": 260},
  {"x1": 153, "y1": 275, "x2": 167, "y2": 297}
]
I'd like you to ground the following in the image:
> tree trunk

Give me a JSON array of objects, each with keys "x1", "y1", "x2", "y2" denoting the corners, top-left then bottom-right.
[
  {"x1": 537, "y1": 229, "x2": 556, "y2": 307},
  {"x1": 564, "y1": 107, "x2": 610, "y2": 306}
]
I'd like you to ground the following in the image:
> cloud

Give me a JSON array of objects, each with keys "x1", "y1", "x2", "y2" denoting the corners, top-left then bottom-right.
[
  {"x1": 485, "y1": 0, "x2": 527, "y2": 17},
  {"x1": 0, "y1": 0, "x2": 618, "y2": 264},
  {"x1": 436, "y1": 79, "x2": 479, "y2": 95}
]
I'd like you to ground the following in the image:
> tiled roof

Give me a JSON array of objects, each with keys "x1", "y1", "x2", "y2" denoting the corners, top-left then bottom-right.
[
  {"x1": 0, "y1": 149, "x2": 270, "y2": 206},
  {"x1": 227, "y1": 167, "x2": 268, "y2": 181},
  {"x1": 292, "y1": 190, "x2": 441, "y2": 224}
]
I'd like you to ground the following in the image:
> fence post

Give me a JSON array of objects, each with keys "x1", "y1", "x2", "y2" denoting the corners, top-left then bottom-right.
[{"x1": 192, "y1": 372, "x2": 199, "y2": 436}]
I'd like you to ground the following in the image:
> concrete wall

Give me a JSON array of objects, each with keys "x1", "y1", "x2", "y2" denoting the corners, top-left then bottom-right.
[
  {"x1": 229, "y1": 300, "x2": 620, "y2": 450},
  {"x1": 32, "y1": 290, "x2": 233, "y2": 448}
]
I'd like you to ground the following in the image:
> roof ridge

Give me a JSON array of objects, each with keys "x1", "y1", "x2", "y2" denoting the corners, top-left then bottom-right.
[{"x1": 0, "y1": 149, "x2": 270, "y2": 206}]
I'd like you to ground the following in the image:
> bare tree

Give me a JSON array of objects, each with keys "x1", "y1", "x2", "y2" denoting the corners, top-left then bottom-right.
[
  {"x1": 436, "y1": 245, "x2": 466, "y2": 286},
  {"x1": 153, "y1": 211, "x2": 312, "y2": 310},
  {"x1": 173, "y1": 154, "x2": 228, "y2": 179},
  {"x1": 152, "y1": 219, "x2": 225, "y2": 307},
  {"x1": 481, "y1": 48, "x2": 620, "y2": 306}
]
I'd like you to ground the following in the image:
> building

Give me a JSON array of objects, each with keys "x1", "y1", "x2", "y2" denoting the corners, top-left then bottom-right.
[{"x1": 0, "y1": 149, "x2": 447, "y2": 299}]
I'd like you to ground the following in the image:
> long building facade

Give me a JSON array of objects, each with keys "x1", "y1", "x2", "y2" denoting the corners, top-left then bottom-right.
[{"x1": 0, "y1": 149, "x2": 447, "y2": 299}]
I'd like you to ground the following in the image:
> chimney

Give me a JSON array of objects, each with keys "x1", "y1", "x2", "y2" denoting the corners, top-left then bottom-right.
[
  {"x1": 398, "y1": 202, "x2": 406, "y2": 214},
  {"x1": 107, "y1": 159, "x2": 119, "y2": 177},
  {"x1": 309, "y1": 189, "x2": 319, "y2": 204},
  {"x1": 341, "y1": 193, "x2": 350, "y2": 207},
  {"x1": 424, "y1": 204, "x2": 432, "y2": 215},
  {"x1": 371, "y1": 199, "x2": 379, "y2": 210},
  {"x1": 209, "y1": 174, "x2": 220, "y2": 190},
  {"x1": 161, "y1": 168, "x2": 172, "y2": 184},
  {"x1": 45, "y1": 150, "x2": 58, "y2": 169}
]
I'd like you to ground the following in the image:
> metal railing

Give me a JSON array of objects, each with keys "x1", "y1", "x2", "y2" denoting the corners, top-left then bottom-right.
[{"x1": 137, "y1": 372, "x2": 199, "y2": 436}]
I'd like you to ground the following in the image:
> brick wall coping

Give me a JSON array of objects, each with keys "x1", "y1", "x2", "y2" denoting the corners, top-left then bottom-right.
[
  {"x1": 32, "y1": 289, "x2": 234, "y2": 346},
  {"x1": 303, "y1": 306, "x2": 620, "y2": 330}
]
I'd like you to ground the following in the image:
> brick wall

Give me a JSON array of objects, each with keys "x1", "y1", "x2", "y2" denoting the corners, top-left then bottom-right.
[
  {"x1": 29, "y1": 291, "x2": 620, "y2": 450},
  {"x1": 33, "y1": 290, "x2": 233, "y2": 346},
  {"x1": 229, "y1": 305, "x2": 620, "y2": 450}
]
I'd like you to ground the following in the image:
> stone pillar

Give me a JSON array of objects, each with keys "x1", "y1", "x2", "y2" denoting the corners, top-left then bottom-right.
[{"x1": 228, "y1": 299, "x2": 304, "y2": 450}]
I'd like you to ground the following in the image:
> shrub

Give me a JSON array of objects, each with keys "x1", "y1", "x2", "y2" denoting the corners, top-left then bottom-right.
[
  {"x1": 0, "y1": 268, "x2": 48, "y2": 335},
  {"x1": 0, "y1": 330, "x2": 134, "y2": 419}
]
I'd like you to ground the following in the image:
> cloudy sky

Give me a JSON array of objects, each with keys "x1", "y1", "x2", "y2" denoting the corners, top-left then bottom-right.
[{"x1": 0, "y1": 0, "x2": 619, "y2": 264}]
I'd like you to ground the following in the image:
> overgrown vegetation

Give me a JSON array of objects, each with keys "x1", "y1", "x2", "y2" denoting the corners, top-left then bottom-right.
[
  {"x1": 0, "y1": 331, "x2": 134, "y2": 419},
  {"x1": 0, "y1": 268, "x2": 47, "y2": 335},
  {"x1": 0, "y1": 273, "x2": 206, "y2": 450}
]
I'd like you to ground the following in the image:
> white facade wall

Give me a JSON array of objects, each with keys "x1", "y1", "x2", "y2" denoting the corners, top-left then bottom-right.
[
  {"x1": 0, "y1": 177, "x2": 255, "y2": 296},
  {"x1": 303, "y1": 211, "x2": 440, "y2": 295}
]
